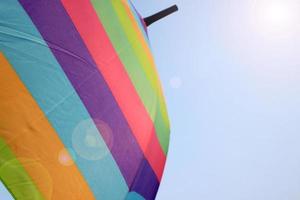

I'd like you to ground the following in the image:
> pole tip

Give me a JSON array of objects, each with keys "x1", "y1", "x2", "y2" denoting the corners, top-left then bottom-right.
[{"x1": 144, "y1": 4, "x2": 179, "y2": 26}]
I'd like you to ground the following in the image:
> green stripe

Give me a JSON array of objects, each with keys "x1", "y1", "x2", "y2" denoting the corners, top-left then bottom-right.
[
  {"x1": 112, "y1": 1, "x2": 169, "y2": 125},
  {"x1": 112, "y1": 1, "x2": 169, "y2": 120},
  {"x1": 111, "y1": 1, "x2": 171, "y2": 152},
  {"x1": 91, "y1": 0, "x2": 170, "y2": 153},
  {"x1": 0, "y1": 138, "x2": 44, "y2": 200}
]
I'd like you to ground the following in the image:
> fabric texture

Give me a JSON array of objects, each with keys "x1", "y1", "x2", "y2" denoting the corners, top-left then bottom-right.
[{"x1": 0, "y1": 1, "x2": 169, "y2": 200}]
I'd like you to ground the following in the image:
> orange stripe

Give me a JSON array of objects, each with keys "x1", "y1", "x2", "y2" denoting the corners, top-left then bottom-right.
[{"x1": 0, "y1": 53, "x2": 95, "y2": 199}]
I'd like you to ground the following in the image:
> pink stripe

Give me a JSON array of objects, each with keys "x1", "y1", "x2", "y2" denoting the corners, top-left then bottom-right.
[{"x1": 61, "y1": 0, "x2": 166, "y2": 180}]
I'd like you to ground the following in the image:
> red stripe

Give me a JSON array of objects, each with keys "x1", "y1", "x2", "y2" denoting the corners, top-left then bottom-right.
[{"x1": 61, "y1": 0, "x2": 166, "y2": 180}]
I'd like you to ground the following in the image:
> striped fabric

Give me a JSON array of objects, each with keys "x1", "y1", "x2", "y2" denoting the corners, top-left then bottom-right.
[{"x1": 0, "y1": 1, "x2": 170, "y2": 200}]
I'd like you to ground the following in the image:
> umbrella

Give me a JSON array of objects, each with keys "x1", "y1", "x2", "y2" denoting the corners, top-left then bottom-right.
[{"x1": 0, "y1": 1, "x2": 177, "y2": 199}]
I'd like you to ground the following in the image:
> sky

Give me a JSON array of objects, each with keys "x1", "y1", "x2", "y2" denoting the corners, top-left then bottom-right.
[
  {"x1": 133, "y1": 0, "x2": 300, "y2": 199},
  {"x1": 0, "y1": 1, "x2": 299, "y2": 200}
]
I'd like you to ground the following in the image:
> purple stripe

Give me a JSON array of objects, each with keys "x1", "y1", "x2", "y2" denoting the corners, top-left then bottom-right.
[
  {"x1": 18, "y1": 0, "x2": 159, "y2": 198},
  {"x1": 130, "y1": 159, "x2": 160, "y2": 200}
]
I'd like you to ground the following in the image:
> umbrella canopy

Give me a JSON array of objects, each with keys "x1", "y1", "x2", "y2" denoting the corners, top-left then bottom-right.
[{"x1": 0, "y1": 1, "x2": 175, "y2": 200}]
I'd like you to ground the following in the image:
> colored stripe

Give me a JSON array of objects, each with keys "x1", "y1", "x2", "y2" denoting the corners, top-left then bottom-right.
[
  {"x1": 120, "y1": 1, "x2": 171, "y2": 154},
  {"x1": 61, "y1": 0, "x2": 166, "y2": 181},
  {"x1": 114, "y1": 1, "x2": 170, "y2": 150},
  {"x1": 18, "y1": 1, "x2": 159, "y2": 199},
  {"x1": 0, "y1": 137, "x2": 43, "y2": 200},
  {"x1": 119, "y1": 0, "x2": 167, "y2": 104},
  {"x1": 0, "y1": 1, "x2": 128, "y2": 199},
  {"x1": 90, "y1": 0, "x2": 170, "y2": 153},
  {"x1": 126, "y1": 0, "x2": 149, "y2": 43},
  {"x1": 0, "y1": 53, "x2": 95, "y2": 199},
  {"x1": 126, "y1": 192, "x2": 145, "y2": 200}
]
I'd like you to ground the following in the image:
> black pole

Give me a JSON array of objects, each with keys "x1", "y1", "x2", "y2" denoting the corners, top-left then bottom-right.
[{"x1": 144, "y1": 5, "x2": 178, "y2": 27}]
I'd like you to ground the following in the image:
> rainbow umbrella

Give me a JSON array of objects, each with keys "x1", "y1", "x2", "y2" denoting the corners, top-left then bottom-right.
[{"x1": 0, "y1": 1, "x2": 177, "y2": 200}]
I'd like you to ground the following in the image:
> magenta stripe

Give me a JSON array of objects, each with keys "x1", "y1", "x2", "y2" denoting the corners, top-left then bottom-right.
[{"x1": 18, "y1": 1, "x2": 158, "y2": 199}]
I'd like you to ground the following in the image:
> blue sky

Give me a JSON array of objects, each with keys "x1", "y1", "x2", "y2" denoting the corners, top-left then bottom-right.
[
  {"x1": 0, "y1": 1, "x2": 299, "y2": 200},
  {"x1": 133, "y1": 0, "x2": 300, "y2": 199}
]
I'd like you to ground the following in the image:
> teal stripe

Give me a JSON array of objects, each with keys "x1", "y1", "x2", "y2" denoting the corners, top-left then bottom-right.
[
  {"x1": 0, "y1": 1, "x2": 128, "y2": 200},
  {"x1": 126, "y1": 192, "x2": 145, "y2": 200}
]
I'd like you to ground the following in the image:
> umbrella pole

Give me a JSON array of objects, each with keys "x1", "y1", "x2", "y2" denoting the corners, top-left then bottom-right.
[{"x1": 144, "y1": 5, "x2": 178, "y2": 27}]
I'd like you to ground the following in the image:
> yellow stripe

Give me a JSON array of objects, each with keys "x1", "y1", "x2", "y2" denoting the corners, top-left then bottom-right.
[
  {"x1": 112, "y1": 1, "x2": 170, "y2": 126},
  {"x1": 0, "y1": 53, "x2": 95, "y2": 200}
]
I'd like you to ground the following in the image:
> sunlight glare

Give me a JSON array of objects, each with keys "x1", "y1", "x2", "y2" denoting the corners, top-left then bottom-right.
[
  {"x1": 265, "y1": 3, "x2": 292, "y2": 27},
  {"x1": 255, "y1": 1, "x2": 299, "y2": 35}
]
